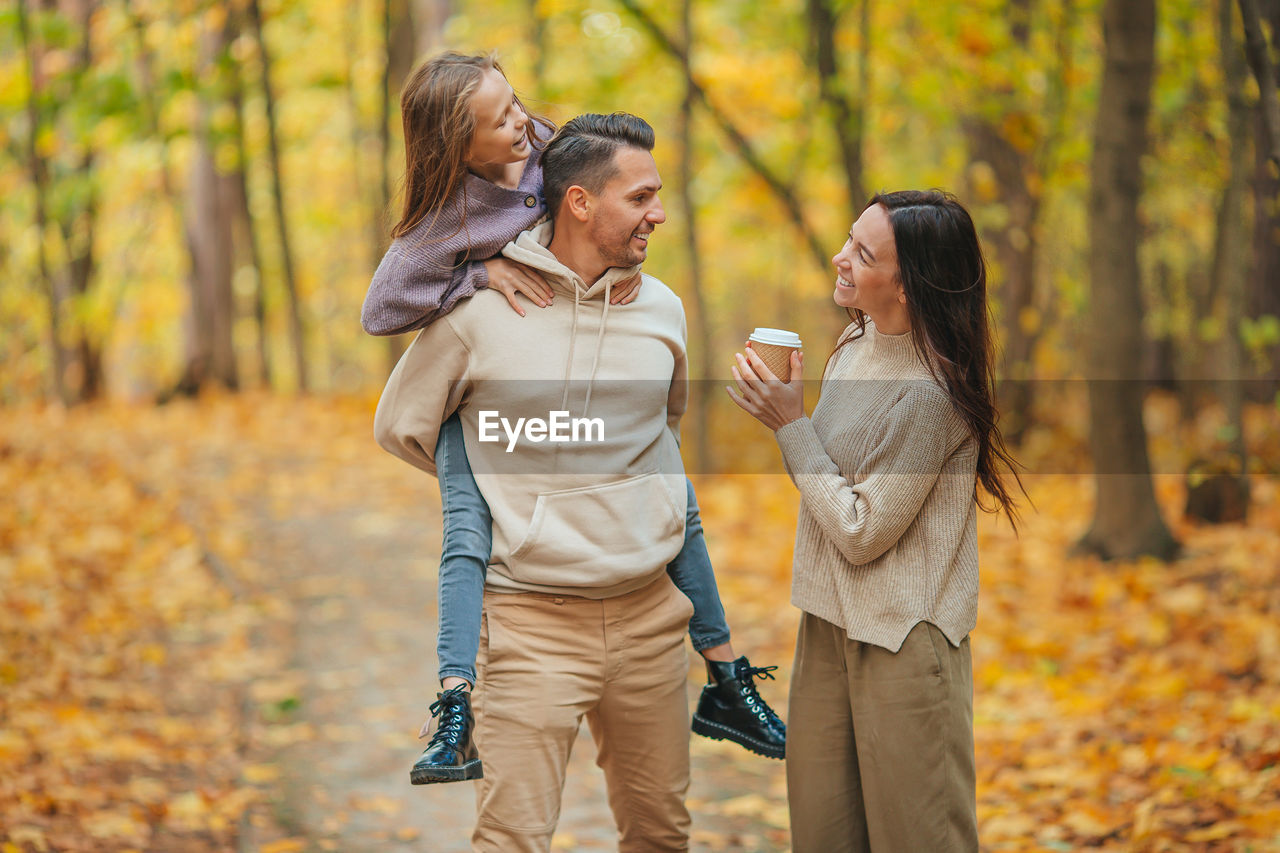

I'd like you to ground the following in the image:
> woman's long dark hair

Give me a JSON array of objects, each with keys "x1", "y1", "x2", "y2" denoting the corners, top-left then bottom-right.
[{"x1": 831, "y1": 190, "x2": 1025, "y2": 526}]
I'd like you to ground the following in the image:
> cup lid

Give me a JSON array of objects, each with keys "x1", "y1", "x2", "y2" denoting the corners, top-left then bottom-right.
[{"x1": 748, "y1": 327, "x2": 802, "y2": 347}]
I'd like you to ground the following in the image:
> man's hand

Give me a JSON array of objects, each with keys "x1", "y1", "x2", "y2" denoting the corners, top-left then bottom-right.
[
  {"x1": 484, "y1": 258, "x2": 554, "y2": 316},
  {"x1": 726, "y1": 347, "x2": 805, "y2": 431},
  {"x1": 610, "y1": 271, "x2": 644, "y2": 305}
]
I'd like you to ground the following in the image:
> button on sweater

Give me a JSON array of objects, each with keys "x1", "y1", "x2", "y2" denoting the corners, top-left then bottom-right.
[{"x1": 773, "y1": 320, "x2": 979, "y2": 653}]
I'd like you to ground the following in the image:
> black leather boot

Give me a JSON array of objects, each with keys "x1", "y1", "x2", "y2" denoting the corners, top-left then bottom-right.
[
  {"x1": 692, "y1": 656, "x2": 786, "y2": 759},
  {"x1": 410, "y1": 686, "x2": 483, "y2": 784}
]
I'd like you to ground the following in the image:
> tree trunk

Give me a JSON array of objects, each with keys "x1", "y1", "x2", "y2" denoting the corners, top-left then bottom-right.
[
  {"x1": 65, "y1": 152, "x2": 102, "y2": 402},
  {"x1": 229, "y1": 29, "x2": 271, "y2": 389},
  {"x1": 1239, "y1": 0, "x2": 1280, "y2": 169},
  {"x1": 179, "y1": 21, "x2": 239, "y2": 393},
  {"x1": 381, "y1": 0, "x2": 416, "y2": 372},
  {"x1": 247, "y1": 0, "x2": 307, "y2": 391},
  {"x1": 806, "y1": 0, "x2": 865, "y2": 218},
  {"x1": 184, "y1": 149, "x2": 239, "y2": 391},
  {"x1": 344, "y1": 0, "x2": 380, "y2": 273},
  {"x1": 528, "y1": 0, "x2": 548, "y2": 100},
  {"x1": 18, "y1": 0, "x2": 72, "y2": 405},
  {"x1": 63, "y1": 0, "x2": 103, "y2": 401},
  {"x1": 413, "y1": 0, "x2": 451, "y2": 53},
  {"x1": 382, "y1": 0, "x2": 413, "y2": 224},
  {"x1": 1249, "y1": 0, "x2": 1280, "y2": 389},
  {"x1": 1077, "y1": 0, "x2": 1178, "y2": 560},
  {"x1": 968, "y1": 118, "x2": 1041, "y2": 445},
  {"x1": 1208, "y1": 0, "x2": 1252, "y2": 512},
  {"x1": 964, "y1": 0, "x2": 1053, "y2": 446},
  {"x1": 676, "y1": 0, "x2": 713, "y2": 471}
]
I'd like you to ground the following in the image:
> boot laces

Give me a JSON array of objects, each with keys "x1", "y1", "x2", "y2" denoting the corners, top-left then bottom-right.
[
  {"x1": 427, "y1": 685, "x2": 469, "y2": 747},
  {"x1": 740, "y1": 663, "x2": 778, "y2": 682},
  {"x1": 736, "y1": 663, "x2": 782, "y2": 727}
]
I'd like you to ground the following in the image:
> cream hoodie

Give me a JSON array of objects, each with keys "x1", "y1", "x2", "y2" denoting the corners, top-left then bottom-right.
[{"x1": 374, "y1": 221, "x2": 689, "y2": 598}]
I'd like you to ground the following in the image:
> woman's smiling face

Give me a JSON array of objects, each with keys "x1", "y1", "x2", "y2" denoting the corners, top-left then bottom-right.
[
  {"x1": 832, "y1": 203, "x2": 908, "y2": 329},
  {"x1": 465, "y1": 68, "x2": 530, "y2": 172}
]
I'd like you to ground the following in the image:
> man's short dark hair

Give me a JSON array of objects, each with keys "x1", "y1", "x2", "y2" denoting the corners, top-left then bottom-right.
[{"x1": 542, "y1": 113, "x2": 655, "y2": 216}]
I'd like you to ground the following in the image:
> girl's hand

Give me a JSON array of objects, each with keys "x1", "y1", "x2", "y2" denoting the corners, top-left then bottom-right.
[
  {"x1": 726, "y1": 347, "x2": 805, "y2": 431},
  {"x1": 610, "y1": 271, "x2": 644, "y2": 305},
  {"x1": 484, "y1": 258, "x2": 554, "y2": 316}
]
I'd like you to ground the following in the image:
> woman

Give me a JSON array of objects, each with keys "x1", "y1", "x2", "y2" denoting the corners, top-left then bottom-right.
[{"x1": 727, "y1": 190, "x2": 1021, "y2": 852}]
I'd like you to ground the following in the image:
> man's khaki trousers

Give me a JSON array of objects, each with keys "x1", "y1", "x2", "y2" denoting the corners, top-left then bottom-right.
[
  {"x1": 786, "y1": 614, "x2": 979, "y2": 853},
  {"x1": 470, "y1": 573, "x2": 695, "y2": 852}
]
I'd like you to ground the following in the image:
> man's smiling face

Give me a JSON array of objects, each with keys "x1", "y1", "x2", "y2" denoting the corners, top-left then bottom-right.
[{"x1": 585, "y1": 147, "x2": 666, "y2": 271}]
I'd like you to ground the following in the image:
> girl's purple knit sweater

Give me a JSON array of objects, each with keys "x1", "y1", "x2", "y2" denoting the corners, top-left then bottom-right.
[{"x1": 361, "y1": 132, "x2": 549, "y2": 337}]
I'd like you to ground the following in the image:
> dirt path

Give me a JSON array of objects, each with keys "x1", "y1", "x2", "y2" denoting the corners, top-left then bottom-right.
[{"x1": 238, "y1": 444, "x2": 790, "y2": 852}]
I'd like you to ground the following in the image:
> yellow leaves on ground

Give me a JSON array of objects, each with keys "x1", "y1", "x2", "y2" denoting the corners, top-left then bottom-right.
[
  {"x1": 1, "y1": 394, "x2": 434, "y2": 850},
  {"x1": 0, "y1": 399, "x2": 283, "y2": 851},
  {"x1": 346, "y1": 794, "x2": 403, "y2": 816},
  {"x1": 3, "y1": 395, "x2": 1279, "y2": 850},
  {"x1": 256, "y1": 839, "x2": 307, "y2": 853},
  {"x1": 716, "y1": 793, "x2": 789, "y2": 830},
  {"x1": 970, "y1": 471, "x2": 1280, "y2": 851}
]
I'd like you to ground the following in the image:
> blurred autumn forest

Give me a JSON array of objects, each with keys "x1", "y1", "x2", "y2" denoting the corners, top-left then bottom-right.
[
  {"x1": 6, "y1": 0, "x2": 1280, "y2": 536},
  {"x1": 3, "y1": 0, "x2": 1280, "y2": 850}
]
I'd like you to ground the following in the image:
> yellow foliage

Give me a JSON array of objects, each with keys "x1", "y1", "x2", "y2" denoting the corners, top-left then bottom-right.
[{"x1": 3, "y1": 396, "x2": 1279, "y2": 849}]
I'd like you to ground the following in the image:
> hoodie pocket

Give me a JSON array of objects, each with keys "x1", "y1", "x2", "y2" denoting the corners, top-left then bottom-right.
[{"x1": 508, "y1": 471, "x2": 685, "y2": 588}]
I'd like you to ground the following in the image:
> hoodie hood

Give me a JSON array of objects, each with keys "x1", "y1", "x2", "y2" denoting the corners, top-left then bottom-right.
[
  {"x1": 501, "y1": 220, "x2": 644, "y2": 419},
  {"x1": 502, "y1": 220, "x2": 641, "y2": 300}
]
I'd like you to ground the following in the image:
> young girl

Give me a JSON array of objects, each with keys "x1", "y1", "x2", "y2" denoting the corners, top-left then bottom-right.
[{"x1": 362, "y1": 51, "x2": 786, "y2": 785}]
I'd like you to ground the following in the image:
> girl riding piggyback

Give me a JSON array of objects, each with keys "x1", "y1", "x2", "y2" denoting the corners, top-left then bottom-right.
[{"x1": 362, "y1": 51, "x2": 786, "y2": 786}]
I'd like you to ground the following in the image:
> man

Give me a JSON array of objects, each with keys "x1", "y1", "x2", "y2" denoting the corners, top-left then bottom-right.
[{"x1": 375, "y1": 113, "x2": 699, "y2": 851}]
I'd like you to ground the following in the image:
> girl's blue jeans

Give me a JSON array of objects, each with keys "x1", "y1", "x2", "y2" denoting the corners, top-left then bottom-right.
[{"x1": 434, "y1": 412, "x2": 731, "y2": 684}]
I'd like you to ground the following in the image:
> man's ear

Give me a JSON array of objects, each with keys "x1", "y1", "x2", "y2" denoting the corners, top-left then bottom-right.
[{"x1": 564, "y1": 185, "x2": 591, "y2": 223}]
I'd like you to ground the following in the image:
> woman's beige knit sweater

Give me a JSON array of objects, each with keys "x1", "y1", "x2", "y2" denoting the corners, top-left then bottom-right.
[{"x1": 773, "y1": 319, "x2": 979, "y2": 652}]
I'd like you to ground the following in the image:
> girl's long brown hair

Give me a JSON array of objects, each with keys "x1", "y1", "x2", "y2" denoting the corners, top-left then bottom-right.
[
  {"x1": 391, "y1": 51, "x2": 550, "y2": 240},
  {"x1": 830, "y1": 190, "x2": 1025, "y2": 527}
]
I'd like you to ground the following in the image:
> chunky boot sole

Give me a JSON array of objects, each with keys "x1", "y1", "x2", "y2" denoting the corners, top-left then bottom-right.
[
  {"x1": 410, "y1": 757, "x2": 484, "y2": 785},
  {"x1": 691, "y1": 714, "x2": 786, "y2": 760}
]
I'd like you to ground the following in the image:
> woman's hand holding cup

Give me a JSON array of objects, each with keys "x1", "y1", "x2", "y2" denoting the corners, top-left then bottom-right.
[{"x1": 727, "y1": 329, "x2": 805, "y2": 431}]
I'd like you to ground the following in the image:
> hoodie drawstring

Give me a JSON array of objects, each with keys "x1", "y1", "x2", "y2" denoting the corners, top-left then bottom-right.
[
  {"x1": 581, "y1": 279, "x2": 612, "y2": 418},
  {"x1": 560, "y1": 285, "x2": 581, "y2": 414},
  {"x1": 562, "y1": 276, "x2": 613, "y2": 420},
  {"x1": 504, "y1": 222, "x2": 626, "y2": 423}
]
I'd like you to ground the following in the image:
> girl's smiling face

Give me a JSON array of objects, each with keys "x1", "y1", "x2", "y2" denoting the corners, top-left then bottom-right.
[{"x1": 465, "y1": 68, "x2": 531, "y2": 173}]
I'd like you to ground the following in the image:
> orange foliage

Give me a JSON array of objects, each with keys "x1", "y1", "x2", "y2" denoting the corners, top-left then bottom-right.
[{"x1": 2, "y1": 396, "x2": 1278, "y2": 851}]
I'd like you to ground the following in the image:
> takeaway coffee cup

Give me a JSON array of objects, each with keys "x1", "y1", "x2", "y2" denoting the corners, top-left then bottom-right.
[{"x1": 747, "y1": 328, "x2": 803, "y2": 383}]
